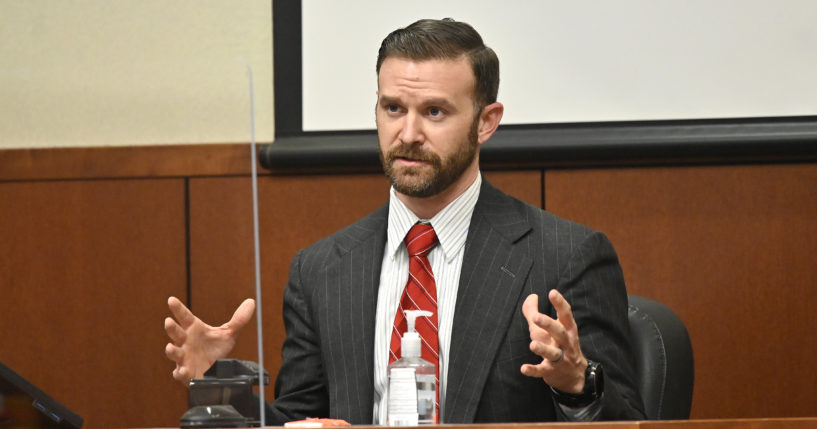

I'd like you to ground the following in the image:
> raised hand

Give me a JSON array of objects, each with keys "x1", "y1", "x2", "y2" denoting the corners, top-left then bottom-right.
[
  {"x1": 164, "y1": 296, "x2": 256, "y2": 383},
  {"x1": 520, "y1": 290, "x2": 587, "y2": 393}
]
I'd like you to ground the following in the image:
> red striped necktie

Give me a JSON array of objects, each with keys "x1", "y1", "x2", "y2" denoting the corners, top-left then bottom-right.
[{"x1": 389, "y1": 223, "x2": 439, "y2": 410}]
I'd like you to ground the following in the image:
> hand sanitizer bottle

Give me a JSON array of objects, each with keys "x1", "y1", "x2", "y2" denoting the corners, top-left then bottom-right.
[{"x1": 387, "y1": 310, "x2": 437, "y2": 426}]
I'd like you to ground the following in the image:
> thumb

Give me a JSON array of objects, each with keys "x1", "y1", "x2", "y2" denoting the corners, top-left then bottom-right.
[
  {"x1": 224, "y1": 298, "x2": 256, "y2": 330},
  {"x1": 521, "y1": 294, "x2": 539, "y2": 323}
]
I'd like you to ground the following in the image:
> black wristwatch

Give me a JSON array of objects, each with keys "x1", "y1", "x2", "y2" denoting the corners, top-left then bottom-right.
[{"x1": 550, "y1": 360, "x2": 604, "y2": 408}]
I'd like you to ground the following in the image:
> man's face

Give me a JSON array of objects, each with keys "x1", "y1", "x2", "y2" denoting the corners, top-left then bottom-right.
[{"x1": 376, "y1": 57, "x2": 481, "y2": 198}]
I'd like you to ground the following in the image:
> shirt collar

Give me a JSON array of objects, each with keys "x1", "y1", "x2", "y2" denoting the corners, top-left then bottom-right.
[{"x1": 386, "y1": 174, "x2": 482, "y2": 262}]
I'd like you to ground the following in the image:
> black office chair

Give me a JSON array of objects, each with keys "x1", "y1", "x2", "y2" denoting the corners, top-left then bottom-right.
[{"x1": 627, "y1": 295, "x2": 694, "y2": 420}]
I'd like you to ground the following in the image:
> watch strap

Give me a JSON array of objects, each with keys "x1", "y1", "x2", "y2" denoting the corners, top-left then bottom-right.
[{"x1": 550, "y1": 360, "x2": 603, "y2": 408}]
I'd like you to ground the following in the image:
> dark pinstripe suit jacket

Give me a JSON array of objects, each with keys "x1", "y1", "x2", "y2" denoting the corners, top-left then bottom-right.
[{"x1": 267, "y1": 179, "x2": 645, "y2": 424}]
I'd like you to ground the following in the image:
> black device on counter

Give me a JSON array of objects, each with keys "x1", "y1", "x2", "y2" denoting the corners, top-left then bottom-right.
[
  {"x1": 0, "y1": 360, "x2": 84, "y2": 428},
  {"x1": 180, "y1": 359, "x2": 270, "y2": 428}
]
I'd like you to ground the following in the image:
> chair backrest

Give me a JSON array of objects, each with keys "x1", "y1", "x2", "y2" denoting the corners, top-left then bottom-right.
[{"x1": 627, "y1": 295, "x2": 694, "y2": 420}]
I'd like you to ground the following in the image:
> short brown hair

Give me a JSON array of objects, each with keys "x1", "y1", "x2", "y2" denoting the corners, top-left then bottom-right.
[{"x1": 376, "y1": 18, "x2": 500, "y2": 112}]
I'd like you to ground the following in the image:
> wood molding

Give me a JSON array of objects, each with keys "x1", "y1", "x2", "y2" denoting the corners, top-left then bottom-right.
[{"x1": 0, "y1": 143, "x2": 255, "y2": 181}]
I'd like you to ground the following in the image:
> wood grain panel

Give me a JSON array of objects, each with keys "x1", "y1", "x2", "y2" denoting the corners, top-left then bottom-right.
[
  {"x1": 187, "y1": 170, "x2": 542, "y2": 401},
  {"x1": 544, "y1": 164, "x2": 817, "y2": 419},
  {"x1": 484, "y1": 170, "x2": 543, "y2": 208},
  {"x1": 0, "y1": 179, "x2": 188, "y2": 428}
]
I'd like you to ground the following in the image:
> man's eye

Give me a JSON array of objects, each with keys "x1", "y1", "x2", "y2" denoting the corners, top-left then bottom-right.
[
  {"x1": 429, "y1": 107, "x2": 443, "y2": 117},
  {"x1": 387, "y1": 105, "x2": 400, "y2": 113}
]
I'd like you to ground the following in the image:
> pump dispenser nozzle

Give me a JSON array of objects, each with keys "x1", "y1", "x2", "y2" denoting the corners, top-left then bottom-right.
[{"x1": 401, "y1": 310, "x2": 432, "y2": 358}]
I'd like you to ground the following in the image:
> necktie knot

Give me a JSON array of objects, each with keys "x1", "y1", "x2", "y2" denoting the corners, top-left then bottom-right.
[{"x1": 405, "y1": 223, "x2": 437, "y2": 257}]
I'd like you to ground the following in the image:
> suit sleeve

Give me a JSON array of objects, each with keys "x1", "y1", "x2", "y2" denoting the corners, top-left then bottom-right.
[
  {"x1": 552, "y1": 231, "x2": 646, "y2": 421},
  {"x1": 265, "y1": 249, "x2": 330, "y2": 424}
]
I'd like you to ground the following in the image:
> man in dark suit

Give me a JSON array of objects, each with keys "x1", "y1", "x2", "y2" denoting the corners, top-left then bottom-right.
[{"x1": 165, "y1": 18, "x2": 645, "y2": 424}]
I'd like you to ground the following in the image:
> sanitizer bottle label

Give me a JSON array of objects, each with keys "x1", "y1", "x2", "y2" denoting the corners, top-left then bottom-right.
[{"x1": 387, "y1": 368, "x2": 419, "y2": 426}]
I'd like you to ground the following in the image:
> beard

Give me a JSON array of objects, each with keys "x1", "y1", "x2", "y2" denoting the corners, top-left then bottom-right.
[{"x1": 379, "y1": 117, "x2": 479, "y2": 198}]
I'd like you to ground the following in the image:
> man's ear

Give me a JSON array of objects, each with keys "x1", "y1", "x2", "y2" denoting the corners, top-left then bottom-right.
[{"x1": 477, "y1": 102, "x2": 504, "y2": 144}]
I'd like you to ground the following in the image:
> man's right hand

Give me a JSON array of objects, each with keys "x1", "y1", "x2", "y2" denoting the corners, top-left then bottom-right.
[{"x1": 164, "y1": 296, "x2": 256, "y2": 384}]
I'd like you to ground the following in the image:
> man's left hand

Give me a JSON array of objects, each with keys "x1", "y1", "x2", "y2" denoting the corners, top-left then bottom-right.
[{"x1": 520, "y1": 290, "x2": 587, "y2": 393}]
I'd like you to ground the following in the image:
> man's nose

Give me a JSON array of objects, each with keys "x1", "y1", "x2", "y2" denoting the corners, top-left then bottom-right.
[{"x1": 398, "y1": 111, "x2": 425, "y2": 145}]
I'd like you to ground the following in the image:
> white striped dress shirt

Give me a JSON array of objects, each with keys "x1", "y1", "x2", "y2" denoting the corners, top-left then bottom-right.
[{"x1": 372, "y1": 174, "x2": 482, "y2": 424}]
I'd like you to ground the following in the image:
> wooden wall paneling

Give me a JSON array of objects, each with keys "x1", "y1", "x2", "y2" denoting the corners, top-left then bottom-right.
[
  {"x1": 544, "y1": 164, "x2": 817, "y2": 419},
  {"x1": 484, "y1": 170, "x2": 543, "y2": 208},
  {"x1": 0, "y1": 179, "x2": 188, "y2": 428}
]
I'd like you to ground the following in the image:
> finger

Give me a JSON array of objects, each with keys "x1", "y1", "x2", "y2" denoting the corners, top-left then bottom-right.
[
  {"x1": 165, "y1": 343, "x2": 184, "y2": 362},
  {"x1": 537, "y1": 315, "x2": 569, "y2": 346},
  {"x1": 520, "y1": 362, "x2": 549, "y2": 379},
  {"x1": 549, "y1": 289, "x2": 577, "y2": 331},
  {"x1": 168, "y1": 296, "x2": 197, "y2": 329},
  {"x1": 224, "y1": 298, "x2": 256, "y2": 330},
  {"x1": 522, "y1": 294, "x2": 559, "y2": 344},
  {"x1": 524, "y1": 301, "x2": 566, "y2": 344},
  {"x1": 521, "y1": 294, "x2": 539, "y2": 325},
  {"x1": 530, "y1": 341, "x2": 564, "y2": 362},
  {"x1": 173, "y1": 365, "x2": 191, "y2": 383},
  {"x1": 164, "y1": 317, "x2": 187, "y2": 344}
]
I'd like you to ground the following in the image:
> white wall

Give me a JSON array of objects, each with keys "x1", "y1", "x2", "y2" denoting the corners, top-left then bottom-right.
[
  {"x1": 302, "y1": 0, "x2": 817, "y2": 131},
  {"x1": 0, "y1": 0, "x2": 273, "y2": 149}
]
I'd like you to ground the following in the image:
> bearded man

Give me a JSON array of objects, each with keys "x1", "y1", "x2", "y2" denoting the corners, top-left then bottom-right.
[{"x1": 165, "y1": 18, "x2": 645, "y2": 425}]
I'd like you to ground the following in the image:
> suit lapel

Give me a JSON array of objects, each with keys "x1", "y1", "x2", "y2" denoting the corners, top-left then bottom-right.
[
  {"x1": 324, "y1": 205, "x2": 388, "y2": 423},
  {"x1": 443, "y1": 181, "x2": 533, "y2": 423}
]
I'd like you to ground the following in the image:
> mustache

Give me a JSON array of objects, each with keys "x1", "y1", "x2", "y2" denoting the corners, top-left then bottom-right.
[{"x1": 385, "y1": 144, "x2": 440, "y2": 163}]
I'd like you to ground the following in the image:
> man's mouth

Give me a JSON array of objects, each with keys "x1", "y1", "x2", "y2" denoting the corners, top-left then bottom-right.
[{"x1": 393, "y1": 157, "x2": 427, "y2": 168}]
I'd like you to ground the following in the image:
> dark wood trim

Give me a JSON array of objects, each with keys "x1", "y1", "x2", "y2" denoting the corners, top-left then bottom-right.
[{"x1": 0, "y1": 143, "x2": 254, "y2": 181}]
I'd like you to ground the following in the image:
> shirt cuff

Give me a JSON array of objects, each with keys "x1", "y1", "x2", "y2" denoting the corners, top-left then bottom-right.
[{"x1": 556, "y1": 393, "x2": 603, "y2": 421}]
